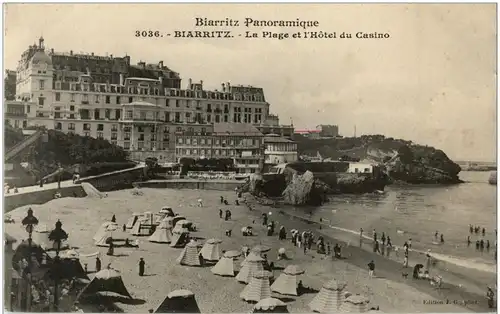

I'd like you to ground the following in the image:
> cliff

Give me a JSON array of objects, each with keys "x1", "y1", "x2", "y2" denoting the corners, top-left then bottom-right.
[{"x1": 296, "y1": 134, "x2": 462, "y2": 184}]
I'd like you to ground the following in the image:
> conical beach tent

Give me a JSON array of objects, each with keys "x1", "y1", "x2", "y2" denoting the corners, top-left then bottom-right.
[
  {"x1": 126, "y1": 213, "x2": 140, "y2": 229},
  {"x1": 270, "y1": 265, "x2": 305, "y2": 296},
  {"x1": 172, "y1": 224, "x2": 190, "y2": 235},
  {"x1": 94, "y1": 231, "x2": 112, "y2": 247},
  {"x1": 252, "y1": 298, "x2": 289, "y2": 313},
  {"x1": 236, "y1": 254, "x2": 265, "y2": 284},
  {"x1": 341, "y1": 294, "x2": 370, "y2": 313},
  {"x1": 240, "y1": 271, "x2": 272, "y2": 302},
  {"x1": 130, "y1": 217, "x2": 151, "y2": 236},
  {"x1": 200, "y1": 238, "x2": 222, "y2": 261},
  {"x1": 309, "y1": 278, "x2": 347, "y2": 313},
  {"x1": 170, "y1": 231, "x2": 190, "y2": 248},
  {"x1": 176, "y1": 241, "x2": 201, "y2": 266},
  {"x1": 148, "y1": 221, "x2": 173, "y2": 243},
  {"x1": 154, "y1": 289, "x2": 200, "y2": 313},
  {"x1": 78, "y1": 269, "x2": 132, "y2": 298},
  {"x1": 93, "y1": 222, "x2": 118, "y2": 242}
]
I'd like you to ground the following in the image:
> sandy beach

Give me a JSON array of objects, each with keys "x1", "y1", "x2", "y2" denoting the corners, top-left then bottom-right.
[{"x1": 4, "y1": 188, "x2": 481, "y2": 313}]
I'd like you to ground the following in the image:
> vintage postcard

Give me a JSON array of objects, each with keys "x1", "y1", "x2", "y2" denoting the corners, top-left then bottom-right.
[{"x1": 3, "y1": 3, "x2": 497, "y2": 313}]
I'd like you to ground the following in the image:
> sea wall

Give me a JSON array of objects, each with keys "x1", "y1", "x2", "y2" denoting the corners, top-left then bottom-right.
[
  {"x1": 136, "y1": 180, "x2": 241, "y2": 191},
  {"x1": 77, "y1": 166, "x2": 145, "y2": 191},
  {"x1": 4, "y1": 185, "x2": 86, "y2": 213}
]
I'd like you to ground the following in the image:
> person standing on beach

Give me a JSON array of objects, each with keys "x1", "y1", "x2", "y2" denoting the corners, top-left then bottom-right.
[
  {"x1": 219, "y1": 209, "x2": 223, "y2": 218},
  {"x1": 373, "y1": 240, "x2": 380, "y2": 254},
  {"x1": 381, "y1": 233, "x2": 386, "y2": 246},
  {"x1": 373, "y1": 229, "x2": 377, "y2": 243},
  {"x1": 469, "y1": 224, "x2": 473, "y2": 234},
  {"x1": 138, "y1": 258, "x2": 145, "y2": 276},
  {"x1": 220, "y1": 196, "x2": 224, "y2": 204},
  {"x1": 403, "y1": 250, "x2": 408, "y2": 268},
  {"x1": 368, "y1": 260, "x2": 375, "y2": 278},
  {"x1": 440, "y1": 234, "x2": 444, "y2": 244},
  {"x1": 434, "y1": 231, "x2": 439, "y2": 241},
  {"x1": 408, "y1": 238, "x2": 412, "y2": 249},
  {"x1": 482, "y1": 228, "x2": 486, "y2": 237},
  {"x1": 486, "y1": 240, "x2": 490, "y2": 251},
  {"x1": 480, "y1": 239, "x2": 485, "y2": 251},
  {"x1": 95, "y1": 257, "x2": 102, "y2": 272},
  {"x1": 359, "y1": 228, "x2": 364, "y2": 246},
  {"x1": 467, "y1": 236, "x2": 471, "y2": 246}
]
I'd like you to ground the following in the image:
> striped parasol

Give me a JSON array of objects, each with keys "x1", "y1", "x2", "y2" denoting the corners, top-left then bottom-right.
[
  {"x1": 200, "y1": 239, "x2": 222, "y2": 261},
  {"x1": 341, "y1": 294, "x2": 370, "y2": 313},
  {"x1": 236, "y1": 256, "x2": 265, "y2": 284},
  {"x1": 240, "y1": 271, "x2": 272, "y2": 302},
  {"x1": 176, "y1": 241, "x2": 201, "y2": 266},
  {"x1": 211, "y1": 256, "x2": 236, "y2": 277},
  {"x1": 309, "y1": 278, "x2": 347, "y2": 313},
  {"x1": 270, "y1": 272, "x2": 299, "y2": 296},
  {"x1": 283, "y1": 264, "x2": 305, "y2": 276}
]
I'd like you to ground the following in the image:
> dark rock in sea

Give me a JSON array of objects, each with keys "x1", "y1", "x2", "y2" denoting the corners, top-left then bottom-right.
[{"x1": 488, "y1": 171, "x2": 497, "y2": 185}]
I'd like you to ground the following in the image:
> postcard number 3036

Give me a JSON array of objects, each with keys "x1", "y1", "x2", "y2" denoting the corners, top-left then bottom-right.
[{"x1": 135, "y1": 30, "x2": 163, "y2": 38}]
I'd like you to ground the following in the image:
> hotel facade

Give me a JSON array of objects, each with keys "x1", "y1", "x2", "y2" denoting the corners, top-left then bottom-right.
[{"x1": 5, "y1": 37, "x2": 295, "y2": 163}]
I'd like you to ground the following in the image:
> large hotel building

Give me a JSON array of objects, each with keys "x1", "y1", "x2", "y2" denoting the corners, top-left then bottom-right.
[{"x1": 5, "y1": 37, "x2": 296, "y2": 172}]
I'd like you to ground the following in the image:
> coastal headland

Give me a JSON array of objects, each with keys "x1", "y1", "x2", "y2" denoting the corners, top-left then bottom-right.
[{"x1": 5, "y1": 186, "x2": 493, "y2": 312}]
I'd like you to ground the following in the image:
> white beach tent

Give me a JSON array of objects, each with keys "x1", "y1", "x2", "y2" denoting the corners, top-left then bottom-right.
[
  {"x1": 270, "y1": 265, "x2": 305, "y2": 296},
  {"x1": 200, "y1": 238, "x2": 222, "y2": 261},
  {"x1": 148, "y1": 220, "x2": 173, "y2": 244},
  {"x1": 130, "y1": 214, "x2": 152, "y2": 236},
  {"x1": 125, "y1": 213, "x2": 140, "y2": 229},
  {"x1": 211, "y1": 250, "x2": 241, "y2": 277}
]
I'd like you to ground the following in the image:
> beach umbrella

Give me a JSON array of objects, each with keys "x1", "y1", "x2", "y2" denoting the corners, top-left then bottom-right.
[
  {"x1": 154, "y1": 289, "x2": 201, "y2": 313},
  {"x1": 224, "y1": 250, "x2": 241, "y2": 259},
  {"x1": 278, "y1": 248, "x2": 286, "y2": 255},
  {"x1": 240, "y1": 271, "x2": 272, "y2": 302},
  {"x1": 253, "y1": 298, "x2": 288, "y2": 313},
  {"x1": 309, "y1": 278, "x2": 347, "y2": 313},
  {"x1": 283, "y1": 265, "x2": 305, "y2": 276},
  {"x1": 252, "y1": 245, "x2": 271, "y2": 253},
  {"x1": 341, "y1": 294, "x2": 370, "y2": 313}
]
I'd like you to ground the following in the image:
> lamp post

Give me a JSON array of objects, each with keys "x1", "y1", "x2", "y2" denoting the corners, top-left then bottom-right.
[
  {"x1": 48, "y1": 220, "x2": 68, "y2": 311},
  {"x1": 21, "y1": 208, "x2": 39, "y2": 312}
]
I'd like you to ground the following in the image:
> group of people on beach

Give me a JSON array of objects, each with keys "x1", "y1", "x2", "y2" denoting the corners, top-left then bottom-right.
[{"x1": 467, "y1": 224, "x2": 496, "y2": 260}]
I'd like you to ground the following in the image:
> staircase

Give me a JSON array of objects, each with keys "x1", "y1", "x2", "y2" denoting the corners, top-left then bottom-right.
[{"x1": 5, "y1": 130, "x2": 44, "y2": 162}]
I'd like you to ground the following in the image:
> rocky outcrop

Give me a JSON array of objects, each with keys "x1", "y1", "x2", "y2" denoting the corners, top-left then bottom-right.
[
  {"x1": 385, "y1": 146, "x2": 462, "y2": 184},
  {"x1": 282, "y1": 171, "x2": 330, "y2": 206}
]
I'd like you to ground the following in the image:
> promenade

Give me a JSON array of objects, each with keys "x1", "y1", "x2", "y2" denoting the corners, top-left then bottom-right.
[{"x1": 4, "y1": 180, "x2": 77, "y2": 197}]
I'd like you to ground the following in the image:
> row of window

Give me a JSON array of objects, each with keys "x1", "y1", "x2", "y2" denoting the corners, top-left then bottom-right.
[
  {"x1": 177, "y1": 137, "x2": 261, "y2": 146},
  {"x1": 53, "y1": 81, "x2": 264, "y2": 102},
  {"x1": 176, "y1": 148, "x2": 260, "y2": 158}
]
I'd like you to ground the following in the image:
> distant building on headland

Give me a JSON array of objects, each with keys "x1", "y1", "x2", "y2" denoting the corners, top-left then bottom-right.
[
  {"x1": 294, "y1": 129, "x2": 321, "y2": 139},
  {"x1": 316, "y1": 124, "x2": 339, "y2": 137},
  {"x1": 5, "y1": 36, "x2": 294, "y2": 163}
]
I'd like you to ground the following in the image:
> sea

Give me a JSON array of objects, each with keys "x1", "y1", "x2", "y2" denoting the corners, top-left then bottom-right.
[{"x1": 293, "y1": 171, "x2": 497, "y2": 273}]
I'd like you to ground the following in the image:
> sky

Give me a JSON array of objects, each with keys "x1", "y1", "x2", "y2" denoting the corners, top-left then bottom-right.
[{"x1": 3, "y1": 4, "x2": 497, "y2": 161}]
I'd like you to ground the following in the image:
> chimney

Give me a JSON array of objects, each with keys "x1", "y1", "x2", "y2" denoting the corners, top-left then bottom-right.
[
  {"x1": 120, "y1": 73, "x2": 124, "y2": 86},
  {"x1": 50, "y1": 48, "x2": 54, "y2": 54},
  {"x1": 227, "y1": 82, "x2": 231, "y2": 91},
  {"x1": 159, "y1": 61, "x2": 164, "y2": 68},
  {"x1": 188, "y1": 78, "x2": 192, "y2": 89},
  {"x1": 200, "y1": 80, "x2": 203, "y2": 88},
  {"x1": 70, "y1": 50, "x2": 73, "y2": 55},
  {"x1": 222, "y1": 83, "x2": 225, "y2": 92}
]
